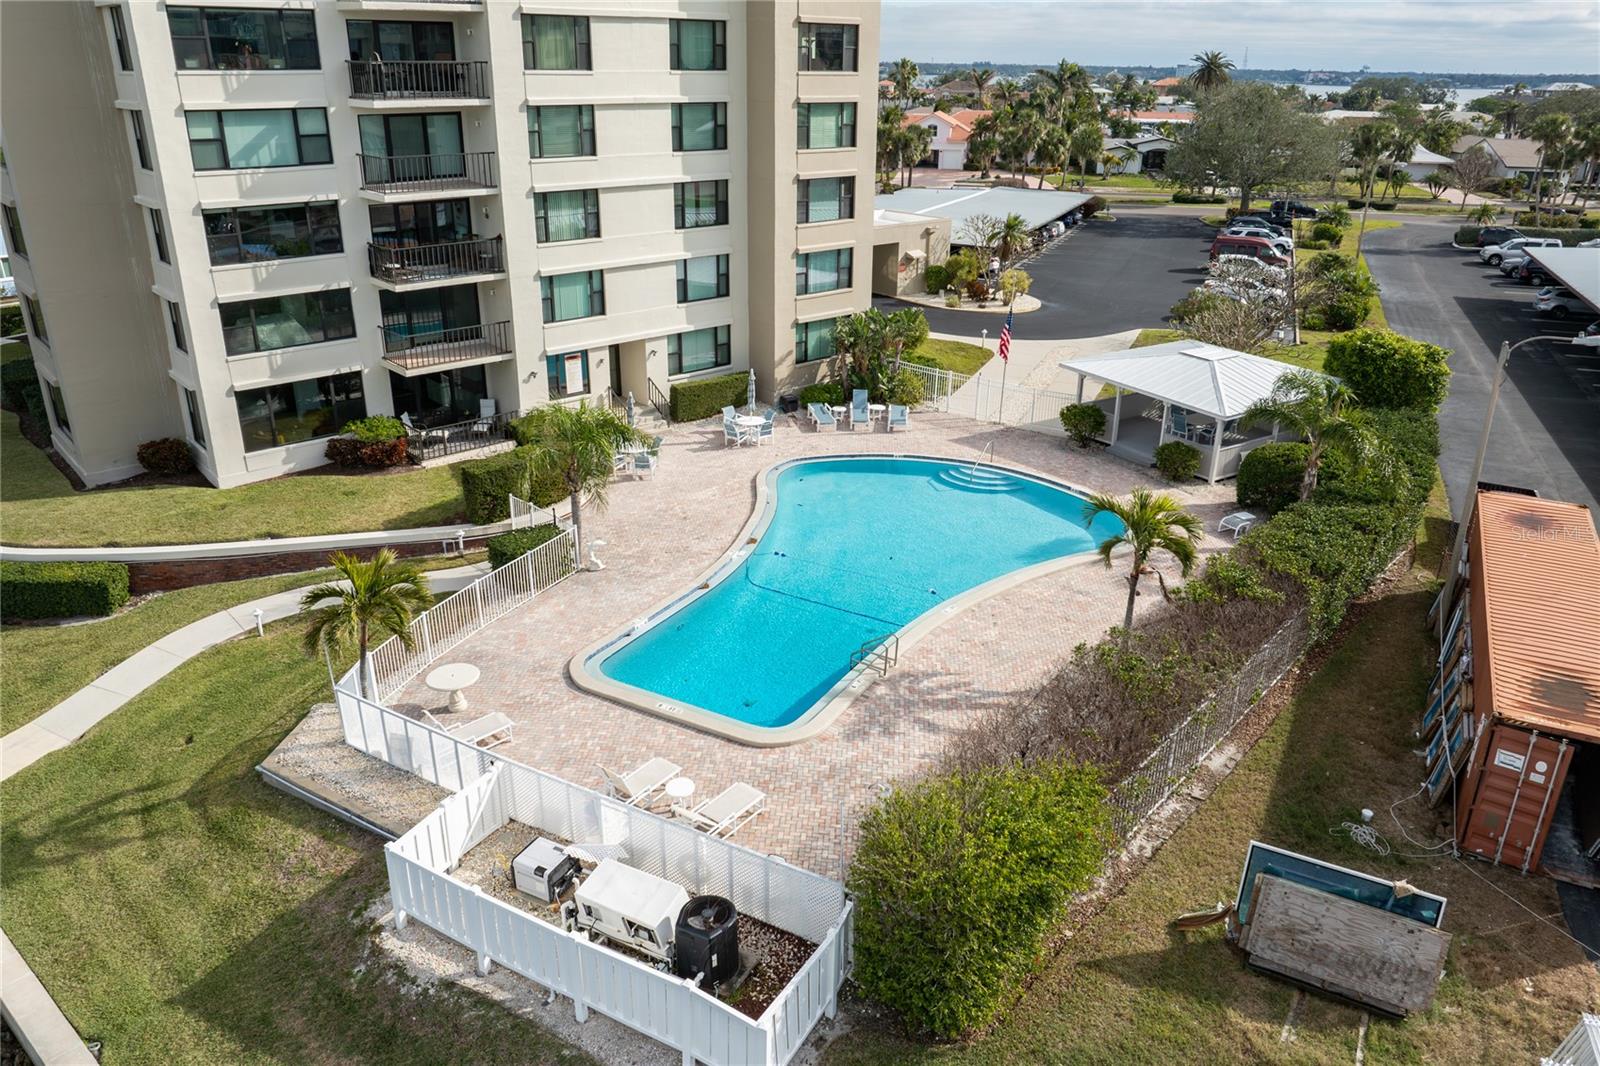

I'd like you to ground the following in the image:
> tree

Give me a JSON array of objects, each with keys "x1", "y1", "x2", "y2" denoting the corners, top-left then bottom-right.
[
  {"x1": 1069, "y1": 121, "x2": 1104, "y2": 180},
  {"x1": 518, "y1": 402, "x2": 641, "y2": 564},
  {"x1": 968, "y1": 113, "x2": 1001, "y2": 178},
  {"x1": 1345, "y1": 120, "x2": 1396, "y2": 255},
  {"x1": 1240, "y1": 369, "x2": 1386, "y2": 501},
  {"x1": 1188, "y1": 51, "x2": 1235, "y2": 92},
  {"x1": 1469, "y1": 202, "x2": 1499, "y2": 224},
  {"x1": 1424, "y1": 172, "x2": 1448, "y2": 199},
  {"x1": 1499, "y1": 101, "x2": 1523, "y2": 137},
  {"x1": 1529, "y1": 113, "x2": 1574, "y2": 221},
  {"x1": 1034, "y1": 124, "x2": 1070, "y2": 189},
  {"x1": 1083, "y1": 488, "x2": 1202, "y2": 650},
  {"x1": 876, "y1": 105, "x2": 907, "y2": 188},
  {"x1": 884, "y1": 307, "x2": 929, "y2": 375},
  {"x1": 957, "y1": 213, "x2": 1002, "y2": 262},
  {"x1": 1165, "y1": 81, "x2": 1341, "y2": 210},
  {"x1": 996, "y1": 213, "x2": 1030, "y2": 263},
  {"x1": 967, "y1": 66, "x2": 995, "y2": 108},
  {"x1": 899, "y1": 122, "x2": 935, "y2": 188},
  {"x1": 998, "y1": 268, "x2": 1032, "y2": 305},
  {"x1": 1100, "y1": 150, "x2": 1125, "y2": 178},
  {"x1": 990, "y1": 78, "x2": 1023, "y2": 109},
  {"x1": 1168, "y1": 288, "x2": 1283, "y2": 353},
  {"x1": 1035, "y1": 59, "x2": 1089, "y2": 120},
  {"x1": 300, "y1": 549, "x2": 433, "y2": 701},
  {"x1": 1324, "y1": 328, "x2": 1451, "y2": 412},
  {"x1": 1572, "y1": 122, "x2": 1600, "y2": 212},
  {"x1": 1446, "y1": 146, "x2": 1497, "y2": 213},
  {"x1": 889, "y1": 57, "x2": 920, "y2": 107}
]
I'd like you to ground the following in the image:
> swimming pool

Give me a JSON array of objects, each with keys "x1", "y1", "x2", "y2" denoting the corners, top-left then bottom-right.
[{"x1": 571, "y1": 456, "x2": 1123, "y2": 744}]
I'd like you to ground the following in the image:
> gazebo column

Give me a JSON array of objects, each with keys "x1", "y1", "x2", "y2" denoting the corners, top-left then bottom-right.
[
  {"x1": 1109, "y1": 389, "x2": 1122, "y2": 446},
  {"x1": 1156, "y1": 401, "x2": 1169, "y2": 448},
  {"x1": 1208, "y1": 417, "x2": 1224, "y2": 483},
  {"x1": 1075, "y1": 372, "x2": 1085, "y2": 404}
]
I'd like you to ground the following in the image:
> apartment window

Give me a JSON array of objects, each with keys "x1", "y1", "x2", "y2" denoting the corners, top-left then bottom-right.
[
  {"x1": 109, "y1": 6, "x2": 133, "y2": 71},
  {"x1": 798, "y1": 23, "x2": 857, "y2": 72},
  {"x1": 149, "y1": 209, "x2": 170, "y2": 264},
  {"x1": 203, "y1": 202, "x2": 344, "y2": 265},
  {"x1": 546, "y1": 349, "x2": 591, "y2": 399},
  {"x1": 795, "y1": 319, "x2": 836, "y2": 364},
  {"x1": 368, "y1": 200, "x2": 470, "y2": 246},
  {"x1": 167, "y1": 7, "x2": 319, "y2": 70},
  {"x1": 674, "y1": 180, "x2": 728, "y2": 229},
  {"x1": 540, "y1": 270, "x2": 605, "y2": 323},
  {"x1": 3, "y1": 205, "x2": 26, "y2": 258},
  {"x1": 667, "y1": 325, "x2": 731, "y2": 376},
  {"x1": 797, "y1": 103, "x2": 857, "y2": 149},
  {"x1": 184, "y1": 388, "x2": 206, "y2": 449},
  {"x1": 130, "y1": 111, "x2": 152, "y2": 169},
  {"x1": 677, "y1": 255, "x2": 729, "y2": 303},
  {"x1": 185, "y1": 108, "x2": 332, "y2": 170},
  {"x1": 672, "y1": 103, "x2": 727, "y2": 152},
  {"x1": 380, "y1": 286, "x2": 480, "y2": 349},
  {"x1": 534, "y1": 189, "x2": 600, "y2": 243},
  {"x1": 796, "y1": 247, "x2": 853, "y2": 295},
  {"x1": 388, "y1": 364, "x2": 487, "y2": 422},
  {"x1": 528, "y1": 106, "x2": 594, "y2": 158},
  {"x1": 23, "y1": 295, "x2": 47, "y2": 344},
  {"x1": 219, "y1": 289, "x2": 355, "y2": 356},
  {"x1": 46, "y1": 381, "x2": 71, "y2": 437},
  {"x1": 235, "y1": 372, "x2": 366, "y2": 453},
  {"x1": 346, "y1": 20, "x2": 454, "y2": 62},
  {"x1": 670, "y1": 19, "x2": 725, "y2": 71},
  {"x1": 797, "y1": 177, "x2": 854, "y2": 223},
  {"x1": 522, "y1": 15, "x2": 590, "y2": 70},
  {"x1": 167, "y1": 300, "x2": 188, "y2": 353}
]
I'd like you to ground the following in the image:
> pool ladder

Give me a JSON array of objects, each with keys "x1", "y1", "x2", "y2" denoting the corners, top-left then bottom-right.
[
  {"x1": 850, "y1": 633, "x2": 900, "y2": 677},
  {"x1": 969, "y1": 440, "x2": 996, "y2": 474}
]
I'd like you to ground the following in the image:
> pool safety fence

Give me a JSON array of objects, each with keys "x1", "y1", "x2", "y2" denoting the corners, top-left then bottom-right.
[{"x1": 899, "y1": 362, "x2": 1078, "y2": 431}]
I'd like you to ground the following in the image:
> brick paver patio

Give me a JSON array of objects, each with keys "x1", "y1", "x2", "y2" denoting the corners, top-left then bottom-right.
[{"x1": 391, "y1": 410, "x2": 1236, "y2": 879}]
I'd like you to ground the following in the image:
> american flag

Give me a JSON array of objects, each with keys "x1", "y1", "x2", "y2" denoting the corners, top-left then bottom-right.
[{"x1": 998, "y1": 308, "x2": 1013, "y2": 362}]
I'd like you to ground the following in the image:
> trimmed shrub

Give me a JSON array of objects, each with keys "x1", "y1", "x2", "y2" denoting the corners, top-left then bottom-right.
[
  {"x1": 1297, "y1": 239, "x2": 1330, "y2": 251},
  {"x1": 1318, "y1": 205, "x2": 1352, "y2": 228},
  {"x1": 0, "y1": 304, "x2": 23, "y2": 336},
  {"x1": 847, "y1": 759, "x2": 1109, "y2": 1038},
  {"x1": 1172, "y1": 191, "x2": 1226, "y2": 204},
  {"x1": 1347, "y1": 198, "x2": 1369, "y2": 209},
  {"x1": 0, "y1": 561, "x2": 130, "y2": 620},
  {"x1": 325, "y1": 437, "x2": 364, "y2": 467},
  {"x1": 944, "y1": 250, "x2": 980, "y2": 287},
  {"x1": 1325, "y1": 328, "x2": 1450, "y2": 412},
  {"x1": 1514, "y1": 210, "x2": 1578, "y2": 228},
  {"x1": 486, "y1": 522, "x2": 564, "y2": 569},
  {"x1": 326, "y1": 434, "x2": 409, "y2": 469},
  {"x1": 965, "y1": 278, "x2": 991, "y2": 303},
  {"x1": 459, "y1": 447, "x2": 565, "y2": 524},
  {"x1": 1323, "y1": 291, "x2": 1372, "y2": 330},
  {"x1": 1058, "y1": 403, "x2": 1106, "y2": 448},
  {"x1": 1371, "y1": 201, "x2": 1397, "y2": 211},
  {"x1": 1310, "y1": 222, "x2": 1343, "y2": 244},
  {"x1": 1153, "y1": 440, "x2": 1202, "y2": 481},
  {"x1": 880, "y1": 368, "x2": 925, "y2": 407},
  {"x1": 799, "y1": 382, "x2": 843, "y2": 406},
  {"x1": 1237, "y1": 441, "x2": 1311, "y2": 513},
  {"x1": 943, "y1": 292, "x2": 962, "y2": 308},
  {"x1": 0, "y1": 356, "x2": 39, "y2": 411},
  {"x1": 1454, "y1": 225, "x2": 1600, "y2": 246},
  {"x1": 343, "y1": 415, "x2": 405, "y2": 442},
  {"x1": 668, "y1": 371, "x2": 747, "y2": 422},
  {"x1": 136, "y1": 437, "x2": 195, "y2": 476},
  {"x1": 1080, "y1": 195, "x2": 1107, "y2": 218},
  {"x1": 922, "y1": 263, "x2": 950, "y2": 294},
  {"x1": 1317, "y1": 408, "x2": 1439, "y2": 509}
]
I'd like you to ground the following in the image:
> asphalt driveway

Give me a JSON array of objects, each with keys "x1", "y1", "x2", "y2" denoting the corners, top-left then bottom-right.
[{"x1": 1362, "y1": 220, "x2": 1600, "y2": 514}]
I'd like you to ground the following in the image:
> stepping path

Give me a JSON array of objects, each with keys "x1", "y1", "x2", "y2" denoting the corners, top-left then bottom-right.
[{"x1": 0, "y1": 563, "x2": 489, "y2": 782}]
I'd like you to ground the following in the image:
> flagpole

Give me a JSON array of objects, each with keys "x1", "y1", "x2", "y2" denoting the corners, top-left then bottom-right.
[{"x1": 998, "y1": 350, "x2": 1007, "y2": 424}]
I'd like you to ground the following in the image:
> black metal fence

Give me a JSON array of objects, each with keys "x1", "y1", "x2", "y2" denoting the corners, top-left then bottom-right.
[
  {"x1": 404, "y1": 409, "x2": 521, "y2": 463},
  {"x1": 358, "y1": 151, "x2": 498, "y2": 194},
  {"x1": 347, "y1": 59, "x2": 490, "y2": 100},
  {"x1": 368, "y1": 236, "x2": 505, "y2": 285},
  {"x1": 380, "y1": 320, "x2": 513, "y2": 372}
]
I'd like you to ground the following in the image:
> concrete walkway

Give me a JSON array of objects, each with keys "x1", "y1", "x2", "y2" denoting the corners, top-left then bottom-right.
[
  {"x1": 933, "y1": 328, "x2": 1136, "y2": 430},
  {"x1": 0, "y1": 563, "x2": 489, "y2": 782},
  {"x1": 1, "y1": 929, "x2": 98, "y2": 1065}
]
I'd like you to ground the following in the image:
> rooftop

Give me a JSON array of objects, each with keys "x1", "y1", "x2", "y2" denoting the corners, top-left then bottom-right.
[
  {"x1": 874, "y1": 186, "x2": 1092, "y2": 233},
  {"x1": 1059, "y1": 341, "x2": 1307, "y2": 419},
  {"x1": 1526, "y1": 247, "x2": 1600, "y2": 313}
]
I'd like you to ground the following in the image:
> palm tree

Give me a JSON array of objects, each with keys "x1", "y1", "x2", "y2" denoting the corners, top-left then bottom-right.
[
  {"x1": 1083, "y1": 489, "x2": 1203, "y2": 650},
  {"x1": 1034, "y1": 60, "x2": 1087, "y2": 121},
  {"x1": 1069, "y1": 120, "x2": 1104, "y2": 181},
  {"x1": 1003, "y1": 108, "x2": 1045, "y2": 183},
  {"x1": 899, "y1": 122, "x2": 934, "y2": 188},
  {"x1": 300, "y1": 549, "x2": 434, "y2": 701},
  {"x1": 1100, "y1": 150, "x2": 1124, "y2": 179},
  {"x1": 518, "y1": 402, "x2": 642, "y2": 565},
  {"x1": 1572, "y1": 122, "x2": 1600, "y2": 212},
  {"x1": 889, "y1": 57, "x2": 919, "y2": 108},
  {"x1": 884, "y1": 307, "x2": 929, "y2": 376},
  {"x1": 1499, "y1": 101, "x2": 1523, "y2": 138},
  {"x1": 1188, "y1": 51, "x2": 1235, "y2": 92},
  {"x1": 1346, "y1": 120, "x2": 1395, "y2": 255},
  {"x1": 967, "y1": 66, "x2": 995, "y2": 108},
  {"x1": 1383, "y1": 123, "x2": 1420, "y2": 200},
  {"x1": 1529, "y1": 113, "x2": 1574, "y2": 221},
  {"x1": 996, "y1": 213, "x2": 1030, "y2": 263},
  {"x1": 1240, "y1": 370, "x2": 1386, "y2": 501},
  {"x1": 990, "y1": 79, "x2": 1022, "y2": 109},
  {"x1": 876, "y1": 105, "x2": 906, "y2": 188},
  {"x1": 1033, "y1": 124, "x2": 1069, "y2": 189},
  {"x1": 832, "y1": 310, "x2": 875, "y2": 399},
  {"x1": 1469, "y1": 202, "x2": 1499, "y2": 225},
  {"x1": 969, "y1": 113, "x2": 1001, "y2": 178}
]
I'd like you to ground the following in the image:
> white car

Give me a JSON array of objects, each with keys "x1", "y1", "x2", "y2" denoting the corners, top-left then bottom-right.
[
  {"x1": 1203, "y1": 279, "x2": 1287, "y2": 303},
  {"x1": 1578, "y1": 237, "x2": 1600, "y2": 248},
  {"x1": 1210, "y1": 255, "x2": 1288, "y2": 284},
  {"x1": 1480, "y1": 236, "x2": 1562, "y2": 266},
  {"x1": 1224, "y1": 228, "x2": 1294, "y2": 256},
  {"x1": 1534, "y1": 287, "x2": 1585, "y2": 317}
]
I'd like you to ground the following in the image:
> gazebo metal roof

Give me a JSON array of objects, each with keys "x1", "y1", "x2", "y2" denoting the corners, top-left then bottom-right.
[{"x1": 1060, "y1": 341, "x2": 1304, "y2": 419}]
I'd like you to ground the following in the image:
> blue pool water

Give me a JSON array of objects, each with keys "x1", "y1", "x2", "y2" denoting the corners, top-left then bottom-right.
[{"x1": 597, "y1": 457, "x2": 1122, "y2": 730}]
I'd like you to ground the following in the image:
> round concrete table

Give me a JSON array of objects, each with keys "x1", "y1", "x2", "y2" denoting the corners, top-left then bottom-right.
[
  {"x1": 425, "y1": 662, "x2": 480, "y2": 714},
  {"x1": 665, "y1": 777, "x2": 696, "y2": 805}
]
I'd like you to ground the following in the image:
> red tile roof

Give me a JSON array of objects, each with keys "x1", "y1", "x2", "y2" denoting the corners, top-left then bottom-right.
[{"x1": 903, "y1": 109, "x2": 990, "y2": 143}]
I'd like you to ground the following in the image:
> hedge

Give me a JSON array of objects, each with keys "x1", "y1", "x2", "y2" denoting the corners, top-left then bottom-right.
[
  {"x1": 1154, "y1": 440, "x2": 1202, "y2": 480},
  {"x1": 1, "y1": 561, "x2": 131, "y2": 620},
  {"x1": 1172, "y1": 191, "x2": 1226, "y2": 204},
  {"x1": 1237, "y1": 442, "x2": 1312, "y2": 514},
  {"x1": 136, "y1": 438, "x2": 195, "y2": 476},
  {"x1": 458, "y1": 447, "x2": 565, "y2": 524},
  {"x1": 1325, "y1": 328, "x2": 1450, "y2": 412},
  {"x1": 1453, "y1": 225, "x2": 1600, "y2": 246},
  {"x1": 1, "y1": 303, "x2": 23, "y2": 336},
  {"x1": 486, "y1": 522, "x2": 564, "y2": 569},
  {"x1": 669, "y1": 371, "x2": 748, "y2": 422},
  {"x1": 0, "y1": 356, "x2": 39, "y2": 411}
]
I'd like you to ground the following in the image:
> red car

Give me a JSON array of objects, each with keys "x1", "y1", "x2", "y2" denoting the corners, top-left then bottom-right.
[{"x1": 1210, "y1": 234, "x2": 1290, "y2": 268}]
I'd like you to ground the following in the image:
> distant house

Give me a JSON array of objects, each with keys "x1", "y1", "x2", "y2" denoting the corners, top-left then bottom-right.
[
  {"x1": 1127, "y1": 110, "x2": 1193, "y2": 133},
  {"x1": 1152, "y1": 75, "x2": 1183, "y2": 89},
  {"x1": 903, "y1": 107, "x2": 990, "y2": 169},
  {"x1": 1452, "y1": 135, "x2": 1571, "y2": 183},
  {"x1": 1529, "y1": 81, "x2": 1595, "y2": 98},
  {"x1": 929, "y1": 78, "x2": 978, "y2": 100},
  {"x1": 1096, "y1": 134, "x2": 1176, "y2": 175},
  {"x1": 1318, "y1": 109, "x2": 1385, "y2": 124},
  {"x1": 1398, "y1": 146, "x2": 1455, "y2": 182}
]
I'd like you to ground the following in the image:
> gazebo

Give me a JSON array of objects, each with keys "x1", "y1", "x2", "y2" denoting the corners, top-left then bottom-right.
[{"x1": 1059, "y1": 341, "x2": 1301, "y2": 483}]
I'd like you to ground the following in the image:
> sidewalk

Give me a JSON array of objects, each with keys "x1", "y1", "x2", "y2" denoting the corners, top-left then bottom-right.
[
  {"x1": 0, "y1": 563, "x2": 489, "y2": 782},
  {"x1": 1, "y1": 929, "x2": 97, "y2": 1065},
  {"x1": 933, "y1": 328, "x2": 1140, "y2": 429}
]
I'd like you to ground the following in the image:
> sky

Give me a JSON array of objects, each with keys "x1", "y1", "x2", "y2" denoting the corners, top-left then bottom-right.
[{"x1": 880, "y1": 0, "x2": 1600, "y2": 76}]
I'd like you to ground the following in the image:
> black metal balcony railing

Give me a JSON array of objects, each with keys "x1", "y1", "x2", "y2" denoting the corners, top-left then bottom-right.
[
  {"x1": 381, "y1": 319, "x2": 513, "y2": 370},
  {"x1": 348, "y1": 59, "x2": 490, "y2": 100},
  {"x1": 404, "y1": 409, "x2": 521, "y2": 463},
  {"x1": 368, "y1": 235, "x2": 505, "y2": 285},
  {"x1": 358, "y1": 151, "x2": 498, "y2": 195}
]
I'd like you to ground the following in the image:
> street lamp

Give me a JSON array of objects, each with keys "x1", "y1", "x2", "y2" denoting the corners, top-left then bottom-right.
[{"x1": 1437, "y1": 331, "x2": 1600, "y2": 637}]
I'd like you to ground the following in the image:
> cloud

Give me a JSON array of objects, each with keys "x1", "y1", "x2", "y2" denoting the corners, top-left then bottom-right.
[{"x1": 880, "y1": 0, "x2": 1600, "y2": 75}]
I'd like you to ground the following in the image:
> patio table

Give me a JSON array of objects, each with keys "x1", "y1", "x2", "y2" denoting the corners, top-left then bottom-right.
[
  {"x1": 734, "y1": 414, "x2": 764, "y2": 445},
  {"x1": 425, "y1": 662, "x2": 481, "y2": 714}
]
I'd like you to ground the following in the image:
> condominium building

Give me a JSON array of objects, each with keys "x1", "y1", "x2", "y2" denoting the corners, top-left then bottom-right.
[{"x1": 0, "y1": 0, "x2": 879, "y2": 488}]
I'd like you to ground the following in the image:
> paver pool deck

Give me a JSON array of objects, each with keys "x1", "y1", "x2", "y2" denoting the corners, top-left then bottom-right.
[{"x1": 390, "y1": 410, "x2": 1235, "y2": 877}]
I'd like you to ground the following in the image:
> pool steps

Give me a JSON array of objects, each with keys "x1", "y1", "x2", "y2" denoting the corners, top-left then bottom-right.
[{"x1": 935, "y1": 466, "x2": 1018, "y2": 492}]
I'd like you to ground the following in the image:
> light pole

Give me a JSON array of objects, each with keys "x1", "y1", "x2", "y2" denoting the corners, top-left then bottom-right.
[
  {"x1": 1437, "y1": 331, "x2": 1600, "y2": 637},
  {"x1": 981, "y1": 327, "x2": 989, "y2": 350}
]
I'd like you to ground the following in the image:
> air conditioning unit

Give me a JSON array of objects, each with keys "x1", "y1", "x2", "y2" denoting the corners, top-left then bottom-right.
[
  {"x1": 512, "y1": 837, "x2": 579, "y2": 904},
  {"x1": 572, "y1": 859, "x2": 690, "y2": 965},
  {"x1": 674, "y1": 895, "x2": 740, "y2": 985}
]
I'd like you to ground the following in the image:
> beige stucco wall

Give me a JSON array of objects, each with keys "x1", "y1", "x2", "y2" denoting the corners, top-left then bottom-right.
[{"x1": 869, "y1": 213, "x2": 951, "y2": 295}]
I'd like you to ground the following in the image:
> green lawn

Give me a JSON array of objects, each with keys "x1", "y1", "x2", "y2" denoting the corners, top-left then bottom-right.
[
  {"x1": 1044, "y1": 172, "x2": 1171, "y2": 192},
  {"x1": 911, "y1": 337, "x2": 993, "y2": 376},
  {"x1": 0, "y1": 410, "x2": 466, "y2": 547},
  {"x1": 0, "y1": 622, "x2": 589, "y2": 1066},
  {"x1": 824, "y1": 552, "x2": 1597, "y2": 1064},
  {"x1": 1, "y1": 336, "x2": 32, "y2": 364}
]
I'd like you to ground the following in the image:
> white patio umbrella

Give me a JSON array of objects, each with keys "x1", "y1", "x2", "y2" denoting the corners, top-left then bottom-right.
[
  {"x1": 746, "y1": 368, "x2": 757, "y2": 412},
  {"x1": 625, "y1": 390, "x2": 636, "y2": 427}
]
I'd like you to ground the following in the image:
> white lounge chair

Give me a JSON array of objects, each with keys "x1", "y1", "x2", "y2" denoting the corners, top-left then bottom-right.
[
  {"x1": 672, "y1": 782, "x2": 766, "y2": 838},
  {"x1": 420, "y1": 707, "x2": 514, "y2": 749},
  {"x1": 807, "y1": 402, "x2": 836, "y2": 429},
  {"x1": 400, "y1": 411, "x2": 448, "y2": 445},
  {"x1": 848, "y1": 389, "x2": 870, "y2": 430},
  {"x1": 887, "y1": 404, "x2": 909, "y2": 431},
  {"x1": 472, "y1": 398, "x2": 496, "y2": 437},
  {"x1": 598, "y1": 756, "x2": 682, "y2": 806}
]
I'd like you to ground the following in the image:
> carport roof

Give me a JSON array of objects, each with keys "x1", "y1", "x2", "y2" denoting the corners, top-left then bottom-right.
[
  {"x1": 1527, "y1": 247, "x2": 1600, "y2": 313},
  {"x1": 873, "y1": 187, "x2": 1093, "y2": 234},
  {"x1": 1059, "y1": 341, "x2": 1305, "y2": 419}
]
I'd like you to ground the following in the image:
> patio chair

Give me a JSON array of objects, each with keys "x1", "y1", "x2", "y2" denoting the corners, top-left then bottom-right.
[
  {"x1": 757, "y1": 407, "x2": 775, "y2": 445},
  {"x1": 722, "y1": 415, "x2": 745, "y2": 447},
  {"x1": 400, "y1": 412, "x2": 448, "y2": 446},
  {"x1": 471, "y1": 398, "x2": 496, "y2": 437},
  {"x1": 419, "y1": 706, "x2": 514, "y2": 749},
  {"x1": 671, "y1": 782, "x2": 767, "y2": 838},
  {"x1": 807, "y1": 402, "x2": 837, "y2": 429},
  {"x1": 648, "y1": 435, "x2": 664, "y2": 456},
  {"x1": 630, "y1": 449, "x2": 658, "y2": 477},
  {"x1": 887, "y1": 404, "x2": 909, "y2": 431},
  {"x1": 598, "y1": 756, "x2": 682, "y2": 806},
  {"x1": 1168, "y1": 408, "x2": 1189, "y2": 440},
  {"x1": 849, "y1": 389, "x2": 870, "y2": 430}
]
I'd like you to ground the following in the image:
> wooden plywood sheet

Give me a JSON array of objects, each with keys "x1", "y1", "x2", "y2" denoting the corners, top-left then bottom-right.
[{"x1": 1239, "y1": 874, "x2": 1451, "y2": 1017}]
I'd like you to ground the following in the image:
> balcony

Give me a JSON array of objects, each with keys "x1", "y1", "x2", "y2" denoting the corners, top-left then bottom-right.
[
  {"x1": 336, "y1": 0, "x2": 484, "y2": 14},
  {"x1": 368, "y1": 235, "x2": 505, "y2": 289},
  {"x1": 358, "y1": 151, "x2": 498, "y2": 200},
  {"x1": 348, "y1": 59, "x2": 490, "y2": 103},
  {"x1": 381, "y1": 320, "x2": 513, "y2": 374}
]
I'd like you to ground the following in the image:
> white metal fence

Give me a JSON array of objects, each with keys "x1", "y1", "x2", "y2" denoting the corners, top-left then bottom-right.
[{"x1": 901, "y1": 361, "x2": 1077, "y2": 431}]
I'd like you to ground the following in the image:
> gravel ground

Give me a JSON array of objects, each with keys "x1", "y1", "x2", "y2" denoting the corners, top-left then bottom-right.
[{"x1": 265, "y1": 701, "x2": 447, "y2": 829}]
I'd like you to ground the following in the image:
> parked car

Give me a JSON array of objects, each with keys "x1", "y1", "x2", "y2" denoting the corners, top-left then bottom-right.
[
  {"x1": 1514, "y1": 258, "x2": 1552, "y2": 286},
  {"x1": 1473, "y1": 226, "x2": 1523, "y2": 249},
  {"x1": 1499, "y1": 250, "x2": 1540, "y2": 275},
  {"x1": 1210, "y1": 255, "x2": 1288, "y2": 284},
  {"x1": 1480, "y1": 236, "x2": 1562, "y2": 266},
  {"x1": 1226, "y1": 228, "x2": 1295, "y2": 256},
  {"x1": 1272, "y1": 200, "x2": 1320, "y2": 218},
  {"x1": 1210, "y1": 234, "x2": 1291, "y2": 268},
  {"x1": 1534, "y1": 287, "x2": 1585, "y2": 317},
  {"x1": 1229, "y1": 216, "x2": 1289, "y2": 236},
  {"x1": 1203, "y1": 278, "x2": 1287, "y2": 303},
  {"x1": 1578, "y1": 237, "x2": 1600, "y2": 248}
]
